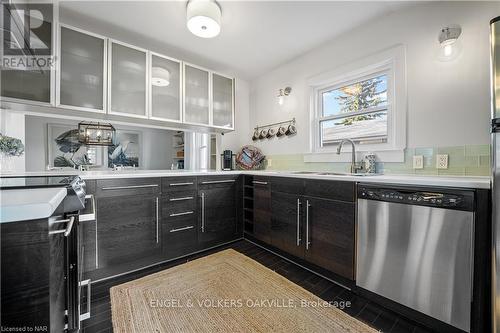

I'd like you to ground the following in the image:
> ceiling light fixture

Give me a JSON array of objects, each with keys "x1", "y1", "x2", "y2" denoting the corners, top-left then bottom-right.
[
  {"x1": 151, "y1": 67, "x2": 170, "y2": 87},
  {"x1": 186, "y1": 0, "x2": 221, "y2": 38},
  {"x1": 438, "y1": 26, "x2": 461, "y2": 57}
]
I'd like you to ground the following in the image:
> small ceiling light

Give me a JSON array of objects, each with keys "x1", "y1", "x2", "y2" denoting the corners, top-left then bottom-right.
[
  {"x1": 78, "y1": 121, "x2": 115, "y2": 146},
  {"x1": 186, "y1": 0, "x2": 221, "y2": 38},
  {"x1": 277, "y1": 87, "x2": 292, "y2": 105},
  {"x1": 151, "y1": 67, "x2": 170, "y2": 87},
  {"x1": 438, "y1": 26, "x2": 461, "y2": 57}
]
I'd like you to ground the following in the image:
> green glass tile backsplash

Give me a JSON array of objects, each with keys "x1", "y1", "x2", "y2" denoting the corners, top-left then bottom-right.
[{"x1": 263, "y1": 145, "x2": 491, "y2": 176}]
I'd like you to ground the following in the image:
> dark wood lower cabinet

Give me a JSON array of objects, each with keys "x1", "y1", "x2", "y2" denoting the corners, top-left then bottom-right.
[
  {"x1": 271, "y1": 191, "x2": 305, "y2": 259},
  {"x1": 162, "y1": 215, "x2": 198, "y2": 259},
  {"x1": 94, "y1": 194, "x2": 161, "y2": 279},
  {"x1": 198, "y1": 181, "x2": 238, "y2": 248},
  {"x1": 303, "y1": 197, "x2": 355, "y2": 280}
]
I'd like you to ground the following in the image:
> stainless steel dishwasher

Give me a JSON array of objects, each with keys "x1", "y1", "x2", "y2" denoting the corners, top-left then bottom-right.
[{"x1": 356, "y1": 184, "x2": 475, "y2": 332}]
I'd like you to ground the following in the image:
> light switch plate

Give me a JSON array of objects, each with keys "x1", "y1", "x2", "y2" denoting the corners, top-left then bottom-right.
[
  {"x1": 413, "y1": 155, "x2": 424, "y2": 169},
  {"x1": 436, "y1": 154, "x2": 448, "y2": 169},
  {"x1": 267, "y1": 159, "x2": 272, "y2": 167}
]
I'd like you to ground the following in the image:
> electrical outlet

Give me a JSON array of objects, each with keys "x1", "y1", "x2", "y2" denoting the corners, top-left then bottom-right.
[
  {"x1": 436, "y1": 154, "x2": 448, "y2": 169},
  {"x1": 413, "y1": 155, "x2": 424, "y2": 169},
  {"x1": 267, "y1": 159, "x2": 272, "y2": 167}
]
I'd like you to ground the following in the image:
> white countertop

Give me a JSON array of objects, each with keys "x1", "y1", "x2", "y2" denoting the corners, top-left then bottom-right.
[
  {"x1": 3, "y1": 170, "x2": 491, "y2": 189},
  {"x1": 0, "y1": 187, "x2": 67, "y2": 223}
]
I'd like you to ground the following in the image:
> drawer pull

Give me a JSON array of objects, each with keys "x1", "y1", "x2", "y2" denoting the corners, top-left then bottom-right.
[
  {"x1": 170, "y1": 225, "x2": 194, "y2": 233},
  {"x1": 169, "y1": 196, "x2": 194, "y2": 202},
  {"x1": 201, "y1": 180, "x2": 236, "y2": 184},
  {"x1": 252, "y1": 181, "x2": 268, "y2": 185},
  {"x1": 102, "y1": 184, "x2": 158, "y2": 190},
  {"x1": 169, "y1": 211, "x2": 194, "y2": 217},
  {"x1": 169, "y1": 182, "x2": 194, "y2": 186}
]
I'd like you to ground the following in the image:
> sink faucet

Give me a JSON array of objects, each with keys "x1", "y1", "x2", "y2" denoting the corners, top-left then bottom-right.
[{"x1": 336, "y1": 139, "x2": 364, "y2": 174}]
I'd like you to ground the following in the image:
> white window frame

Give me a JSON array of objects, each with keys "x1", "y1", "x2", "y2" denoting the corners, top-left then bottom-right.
[{"x1": 306, "y1": 45, "x2": 407, "y2": 163}]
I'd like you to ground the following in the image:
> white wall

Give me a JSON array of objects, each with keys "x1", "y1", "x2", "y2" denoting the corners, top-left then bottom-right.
[
  {"x1": 24, "y1": 115, "x2": 175, "y2": 171},
  {"x1": 248, "y1": 1, "x2": 499, "y2": 156}
]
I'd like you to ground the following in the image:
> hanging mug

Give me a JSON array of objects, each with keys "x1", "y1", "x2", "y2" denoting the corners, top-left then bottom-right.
[
  {"x1": 267, "y1": 128, "x2": 276, "y2": 138},
  {"x1": 259, "y1": 129, "x2": 268, "y2": 139},
  {"x1": 276, "y1": 126, "x2": 287, "y2": 137},
  {"x1": 252, "y1": 130, "x2": 260, "y2": 141},
  {"x1": 285, "y1": 124, "x2": 297, "y2": 135}
]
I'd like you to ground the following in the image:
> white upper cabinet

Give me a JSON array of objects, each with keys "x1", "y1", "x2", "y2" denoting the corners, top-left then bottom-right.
[
  {"x1": 149, "y1": 53, "x2": 182, "y2": 122},
  {"x1": 108, "y1": 40, "x2": 148, "y2": 118},
  {"x1": 57, "y1": 25, "x2": 106, "y2": 112},
  {"x1": 183, "y1": 63, "x2": 210, "y2": 125},
  {"x1": 212, "y1": 73, "x2": 234, "y2": 129}
]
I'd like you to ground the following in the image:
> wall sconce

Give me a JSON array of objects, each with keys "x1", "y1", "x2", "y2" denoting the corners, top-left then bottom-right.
[
  {"x1": 78, "y1": 121, "x2": 115, "y2": 146},
  {"x1": 438, "y1": 25, "x2": 461, "y2": 58},
  {"x1": 277, "y1": 87, "x2": 292, "y2": 105}
]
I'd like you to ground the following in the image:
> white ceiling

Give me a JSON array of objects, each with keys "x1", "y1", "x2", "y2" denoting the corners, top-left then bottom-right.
[{"x1": 60, "y1": 1, "x2": 415, "y2": 80}]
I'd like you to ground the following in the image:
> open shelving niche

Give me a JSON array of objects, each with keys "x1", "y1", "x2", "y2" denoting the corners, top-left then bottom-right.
[{"x1": 243, "y1": 175, "x2": 255, "y2": 234}]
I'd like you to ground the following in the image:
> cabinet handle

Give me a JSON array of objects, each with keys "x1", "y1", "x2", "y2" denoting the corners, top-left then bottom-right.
[
  {"x1": 169, "y1": 211, "x2": 194, "y2": 217},
  {"x1": 170, "y1": 225, "x2": 194, "y2": 233},
  {"x1": 49, "y1": 216, "x2": 75, "y2": 237},
  {"x1": 156, "y1": 197, "x2": 159, "y2": 243},
  {"x1": 200, "y1": 193, "x2": 205, "y2": 232},
  {"x1": 169, "y1": 182, "x2": 194, "y2": 186},
  {"x1": 306, "y1": 200, "x2": 311, "y2": 250},
  {"x1": 169, "y1": 196, "x2": 194, "y2": 202},
  {"x1": 201, "y1": 180, "x2": 236, "y2": 184},
  {"x1": 252, "y1": 180, "x2": 268, "y2": 185},
  {"x1": 296, "y1": 199, "x2": 302, "y2": 246},
  {"x1": 101, "y1": 184, "x2": 158, "y2": 190}
]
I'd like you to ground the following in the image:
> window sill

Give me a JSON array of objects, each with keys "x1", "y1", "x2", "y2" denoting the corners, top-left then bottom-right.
[{"x1": 304, "y1": 149, "x2": 405, "y2": 163}]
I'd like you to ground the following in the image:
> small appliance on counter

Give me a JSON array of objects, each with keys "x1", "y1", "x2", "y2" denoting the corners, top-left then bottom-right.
[{"x1": 221, "y1": 150, "x2": 235, "y2": 170}]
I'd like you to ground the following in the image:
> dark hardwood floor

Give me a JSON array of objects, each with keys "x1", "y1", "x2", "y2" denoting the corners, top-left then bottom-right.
[{"x1": 82, "y1": 240, "x2": 433, "y2": 333}]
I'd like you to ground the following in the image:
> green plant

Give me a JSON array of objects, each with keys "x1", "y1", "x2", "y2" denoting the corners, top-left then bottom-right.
[{"x1": 0, "y1": 133, "x2": 25, "y2": 157}]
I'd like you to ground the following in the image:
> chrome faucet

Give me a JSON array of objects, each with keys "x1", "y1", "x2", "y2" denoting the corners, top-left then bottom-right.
[{"x1": 336, "y1": 139, "x2": 364, "y2": 174}]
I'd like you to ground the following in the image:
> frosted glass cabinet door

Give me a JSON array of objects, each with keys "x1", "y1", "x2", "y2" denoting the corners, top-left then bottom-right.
[
  {"x1": 150, "y1": 54, "x2": 181, "y2": 121},
  {"x1": 1, "y1": 6, "x2": 53, "y2": 103},
  {"x1": 212, "y1": 74, "x2": 234, "y2": 128},
  {"x1": 59, "y1": 26, "x2": 105, "y2": 111},
  {"x1": 184, "y1": 64, "x2": 209, "y2": 125},
  {"x1": 109, "y1": 41, "x2": 147, "y2": 117}
]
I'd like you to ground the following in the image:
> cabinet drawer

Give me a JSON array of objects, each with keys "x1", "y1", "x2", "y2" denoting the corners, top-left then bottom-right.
[
  {"x1": 162, "y1": 217, "x2": 198, "y2": 259},
  {"x1": 251, "y1": 177, "x2": 270, "y2": 190},
  {"x1": 198, "y1": 175, "x2": 239, "y2": 188},
  {"x1": 162, "y1": 191, "x2": 197, "y2": 216},
  {"x1": 270, "y1": 177, "x2": 304, "y2": 194},
  {"x1": 162, "y1": 177, "x2": 197, "y2": 192},
  {"x1": 304, "y1": 179, "x2": 355, "y2": 202},
  {"x1": 96, "y1": 178, "x2": 160, "y2": 198}
]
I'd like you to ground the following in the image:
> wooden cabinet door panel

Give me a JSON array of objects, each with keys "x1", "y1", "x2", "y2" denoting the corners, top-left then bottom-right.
[
  {"x1": 304, "y1": 197, "x2": 355, "y2": 280},
  {"x1": 96, "y1": 195, "x2": 160, "y2": 276},
  {"x1": 199, "y1": 184, "x2": 237, "y2": 247},
  {"x1": 271, "y1": 192, "x2": 304, "y2": 259}
]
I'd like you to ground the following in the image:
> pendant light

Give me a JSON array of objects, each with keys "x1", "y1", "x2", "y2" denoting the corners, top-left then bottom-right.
[
  {"x1": 151, "y1": 67, "x2": 171, "y2": 87},
  {"x1": 186, "y1": 0, "x2": 221, "y2": 38}
]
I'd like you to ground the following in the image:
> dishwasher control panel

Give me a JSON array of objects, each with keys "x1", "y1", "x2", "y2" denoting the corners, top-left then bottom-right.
[{"x1": 358, "y1": 185, "x2": 474, "y2": 211}]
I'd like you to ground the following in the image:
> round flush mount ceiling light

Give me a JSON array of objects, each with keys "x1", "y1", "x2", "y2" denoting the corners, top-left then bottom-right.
[
  {"x1": 438, "y1": 26, "x2": 462, "y2": 57},
  {"x1": 186, "y1": 0, "x2": 221, "y2": 38},
  {"x1": 151, "y1": 67, "x2": 170, "y2": 87}
]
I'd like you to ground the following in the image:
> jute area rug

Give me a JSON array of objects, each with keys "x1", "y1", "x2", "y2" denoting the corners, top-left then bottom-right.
[{"x1": 110, "y1": 249, "x2": 377, "y2": 333}]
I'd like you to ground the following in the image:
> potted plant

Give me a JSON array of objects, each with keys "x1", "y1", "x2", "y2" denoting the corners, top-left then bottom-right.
[{"x1": 0, "y1": 133, "x2": 25, "y2": 173}]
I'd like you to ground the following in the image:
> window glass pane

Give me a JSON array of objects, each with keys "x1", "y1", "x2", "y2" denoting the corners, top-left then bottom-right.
[
  {"x1": 322, "y1": 74, "x2": 387, "y2": 117},
  {"x1": 321, "y1": 111, "x2": 387, "y2": 145}
]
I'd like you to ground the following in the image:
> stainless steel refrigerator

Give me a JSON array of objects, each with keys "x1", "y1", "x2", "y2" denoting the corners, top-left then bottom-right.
[{"x1": 492, "y1": 15, "x2": 500, "y2": 333}]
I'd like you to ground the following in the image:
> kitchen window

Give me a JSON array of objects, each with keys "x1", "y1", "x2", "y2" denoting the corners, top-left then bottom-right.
[
  {"x1": 308, "y1": 45, "x2": 406, "y2": 162},
  {"x1": 318, "y1": 72, "x2": 389, "y2": 146}
]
